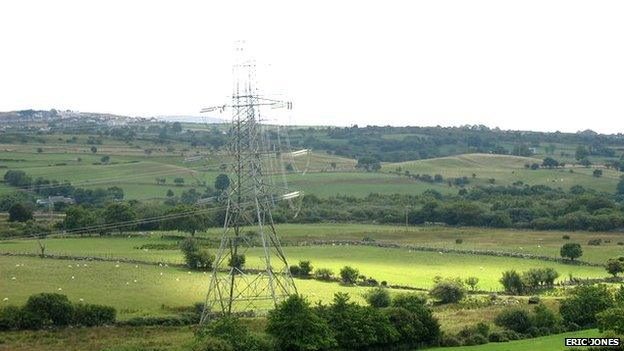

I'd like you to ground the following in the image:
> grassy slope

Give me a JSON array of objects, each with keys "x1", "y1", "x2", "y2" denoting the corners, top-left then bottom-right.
[
  {"x1": 434, "y1": 329, "x2": 601, "y2": 351},
  {"x1": 385, "y1": 153, "x2": 620, "y2": 192}
]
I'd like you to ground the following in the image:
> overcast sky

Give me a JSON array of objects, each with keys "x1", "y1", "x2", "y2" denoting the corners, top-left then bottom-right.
[{"x1": 1, "y1": 0, "x2": 623, "y2": 133}]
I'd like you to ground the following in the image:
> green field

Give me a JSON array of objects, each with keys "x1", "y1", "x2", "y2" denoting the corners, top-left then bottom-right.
[
  {"x1": 436, "y1": 329, "x2": 601, "y2": 351},
  {"x1": 386, "y1": 153, "x2": 621, "y2": 192}
]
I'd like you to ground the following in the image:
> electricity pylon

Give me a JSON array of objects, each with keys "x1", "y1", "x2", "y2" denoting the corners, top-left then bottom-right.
[{"x1": 200, "y1": 43, "x2": 297, "y2": 323}]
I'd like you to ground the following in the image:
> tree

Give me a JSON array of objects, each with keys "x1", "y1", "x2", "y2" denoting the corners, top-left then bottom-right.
[
  {"x1": 179, "y1": 238, "x2": 213, "y2": 270},
  {"x1": 174, "y1": 177, "x2": 185, "y2": 186},
  {"x1": 500, "y1": 270, "x2": 525, "y2": 294},
  {"x1": 8, "y1": 203, "x2": 33, "y2": 222},
  {"x1": 36, "y1": 147, "x2": 43, "y2": 153},
  {"x1": 356, "y1": 157, "x2": 381, "y2": 172},
  {"x1": 363, "y1": 287, "x2": 391, "y2": 308},
  {"x1": 166, "y1": 189, "x2": 174, "y2": 197},
  {"x1": 171, "y1": 122, "x2": 183, "y2": 133},
  {"x1": 560, "y1": 243, "x2": 583, "y2": 261},
  {"x1": 100, "y1": 155, "x2": 110, "y2": 163},
  {"x1": 593, "y1": 169, "x2": 603, "y2": 178},
  {"x1": 62, "y1": 206, "x2": 98, "y2": 230},
  {"x1": 560, "y1": 285, "x2": 614, "y2": 327},
  {"x1": 340, "y1": 266, "x2": 359, "y2": 284},
  {"x1": 575, "y1": 146, "x2": 589, "y2": 160},
  {"x1": 103, "y1": 202, "x2": 137, "y2": 233},
  {"x1": 429, "y1": 279, "x2": 465, "y2": 304},
  {"x1": 3, "y1": 170, "x2": 32, "y2": 187},
  {"x1": 24, "y1": 293, "x2": 73, "y2": 327},
  {"x1": 298, "y1": 260, "x2": 313, "y2": 277},
  {"x1": 465, "y1": 277, "x2": 479, "y2": 291},
  {"x1": 90, "y1": 146, "x2": 97, "y2": 153},
  {"x1": 541, "y1": 157, "x2": 559, "y2": 168},
  {"x1": 160, "y1": 205, "x2": 211, "y2": 237},
  {"x1": 605, "y1": 258, "x2": 624, "y2": 277},
  {"x1": 214, "y1": 174, "x2": 230, "y2": 192},
  {"x1": 266, "y1": 295, "x2": 336, "y2": 351}
]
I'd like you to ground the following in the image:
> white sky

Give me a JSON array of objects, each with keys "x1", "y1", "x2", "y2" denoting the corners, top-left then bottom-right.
[{"x1": 1, "y1": 0, "x2": 623, "y2": 133}]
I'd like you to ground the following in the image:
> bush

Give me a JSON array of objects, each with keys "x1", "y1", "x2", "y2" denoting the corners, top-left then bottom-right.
[
  {"x1": 339, "y1": 266, "x2": 359, "y2": 285},
  {"x1": 191, "y1": 336, "x2": 234, "y2": 351},
  {"x1": 463, "y1": 333, "x2": 488, "y2": 346},
  {"x1": 455, "y1": 238, "x2": 463, "y2": 244},
  {"x1": 326, "y1": 293, "x2": 398, "y2": 349},
  {"x1": 289, "y1": 265, "x2": 301, "y2": 276},
  {"x1": 440, "y1": 334, "x2": 462, "y2": 347},
  {"x1": 500, "y1": 270, "x2": 525, "y2": 294},
  {"x1": 560, "y1": 285, "x2": 614, "y2": 328},
  {"x1": 528, "y1": 296, "x2": 540, "y2": 304},
  {"x1": 494, "y1": 308, "x2": 533, "y2": 333},
  {"x1": 488, "y1": 331, "x2": 509, "y2": 343},
  {"x1": 267, "y1": 295, "x2": 335, "y2": 351},
  {"x1": 72, "y1": 303, "x2": 116, "y2": 326},
  {"x1": 363, "y1": 287, "x2": 391, "y2": 308},
  {"x1": 430, "y1": 279, "x2": 465, "y2": 304},
  {"x1": 298, "y1": 261, "x2": 313, "y2": 277},
  {"x1": 196, "y1": 317, "x2": 270, "y2": 351},
  {"x1": 390, "y1": 293, "x2": 440, "y2": 344},
  {"x1": 0, "y1": 306, "x2": 43, "y2": 330},
  {"x1": 24, "y1": 293, "x2": 74, "y2": 326},
  {"x1": 562, "y1": 235, "x2": 571, "y2": 240},
  {"x1": 314, "y1": 268, "x2": 334, "y2": 281},
  {"x1": 560, "y1": 243, "x2": 583, "y2": 261},
  {"x1": 597, "y1": 307, "x2": 624, "y2": 334},
  {"x1": 532, "y1": 304, "x2": 559, "y2": 330},
  {"x1": 588, "y1": 238, "x2": 602, "y2": 246}
]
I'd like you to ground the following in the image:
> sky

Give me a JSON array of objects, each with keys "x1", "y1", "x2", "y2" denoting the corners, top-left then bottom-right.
[{"x1": 1, "y1": 0, "x2": 623, "y2": 134}]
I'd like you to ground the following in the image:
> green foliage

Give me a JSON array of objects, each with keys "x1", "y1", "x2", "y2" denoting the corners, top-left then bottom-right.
[
  {"x1": 494, "y1": 308, "x2": 533, "y2": 333},
  {"x1": 617, "y1": 177, "x2": 624, "y2": 195},
  {"x1": 195, "y1": 317, "x2": 271, "y2": 351},
  {"x1": 297, "y1": 260, "x2": 313, "y2": 277},
  {"x1": 429, "y1": 278, "x2": 465, "y2": 304},
  {"x1": 161, "y1": 205, "x2": 212, "y2": 236},
  {"x1": 24, "y1": 293, "x2": 74, "y2": 327},
  {"x1": 214, "y1": 174, "x2": 231, "y2": 192},
  {"x1": 339, "y1": 266, "x2": 359, "y2": 284},
  {"x1": 363, "y1": 287, "x2": 391, "y2": 308},
  {"x1": 356, "y1": 156, "x2": 381, "y2": 172},
  {"x1": 179, "y1": 238, "x2": 214, "y2": 270},
  {"x1": 560, "y1": 243, "x2": 583, "y2": 260},
  {"x1": 314, "y1": 268, "x2": 334, "y2": 281},
  {"x1": 500, "y1": 270, "x2": 525, "y2": 294},
  {"x1": 72, "y1": 303, "x2": 116, "y2": 326},
  {"x1": 62, "y1": 205, "x2": 98, "y2": 230},
  {"x1": 324, "y1": 293, "x2": 398, "y2": 349},
  {"x1": 560, "y1": 284, "x2": 614, "y2": 327},
  {"x1": 103, "y1": 202, "x2": 137, "y2": 232},
  {"x1": 389, "y1": 293, "x2": 440, "y2": 344},
  {"x1": 8, "y1": 203, "x2": 33, "y2": 222},
  {"x1": 267, "y1": 295, "x2": 336, "y2": 351},
  {"x1": 531, "y1": 304, "x2": 559, "y2": 330},
  {"x1": 3, "y1": 170, "x2": 32, "y2": 187},
  {"x1": 597, "y1": 307, "x2": 624, "y2": 334},
  {"x1": 606, "y1": 258, "x2": 624, "y2": 277},
  {"x1": 228, "y1": 253, "x2": 246, "y2": 270},
  {"x1": 465, "y1": 276, "x2": 479, "y2": 291},
  {"x1": 0, "y1": 305, "x2": 42, "y2": 330}
]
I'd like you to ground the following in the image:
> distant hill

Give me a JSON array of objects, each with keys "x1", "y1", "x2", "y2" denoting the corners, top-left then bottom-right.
[{"x1": 155, "y1": 115, "x2": 225, "y2": 124}]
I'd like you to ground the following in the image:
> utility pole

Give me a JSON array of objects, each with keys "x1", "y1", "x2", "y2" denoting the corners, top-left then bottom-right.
[{"x1": 200, "y1": 42, "x2": 297, "y2": 322}]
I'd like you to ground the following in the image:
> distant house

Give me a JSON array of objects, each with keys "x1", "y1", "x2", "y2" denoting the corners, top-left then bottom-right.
[{"x1": 36, "y1": 196, "x2": 75, "y2": 206}]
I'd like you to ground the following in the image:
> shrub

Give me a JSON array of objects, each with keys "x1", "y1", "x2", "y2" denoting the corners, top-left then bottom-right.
[
  {"x1": 500, "y1": 270, "x2": 525, "y2": 294},
  {"x1": 389, "y1": 293, "x2": 440, "y2": 344},
  {"x1": 195, "y1": 317, "x2": 268, "y2": 351},
  {"x1": 326, "y1": 293, "x2": 398, "y2": 349},
  {"x1": 440, "y1": 334, "x2": 462, "y2": 346},
  {"x1": 289, "y1": 265, "x2": 301, "y2": 276},
  {"x1": 458, "y1": 322, "x2": 490, "y2": 343},
  {"x1": 191, "y1": 336, "x2": 234, "y2": 351},
  {"x1": 465, "y1": 276, "x2": 479, "y2": 291},
  {"x1": 488, "y1": 331, "x2": 509, "y2": 343},
  {"x1": 429, "y1": 279, "x2": 465, "y2": 304},
  {"x1": 560, "y1": 285, "x2": 614, "y2": 328},
  {"x1": 562, "y1": 235, "x2": 571, "y2": 240},
  {"x1": 297, "y1": 261, "x2": 313, "y2": 277},
  {"x1": 494, "y1": 308, "x2": 533, "y2": 333},
  {"x1": 72, "y1": 303, "x2": 116, "y2": 326},
  {"x1": 363, "y1": 287, "x2": 391, "y2": 308},
  {"x1": 339, "y1": 266, "x2": 359, "y2": 285},
  {"x1": 266, "y1": 295, "x2": 335, "y2": 351},
  {"x1": 588, "y1": 238, "x2": 602, "y2": 246},
  {"x1": 455, "y1": 238, "x2": 463, "y2": 244},
  {"x1": 597, "y1": 307, "x2": 624, "y2": 334},
  {"x1": 24, "y1": 293, "x2": 73, "y2": 326},
  {"x1": 0, "y1": 306, "x2": 43, "y2": 331},
  {"x1": 532, "y1": 304, "x2": 559, "y2": 330},
  {"x1": 463, "y1": 333, "x2": 488, "y2": 346},
  {"x1": 314, "y1": 268, "x2": 334, "y2": 281}
]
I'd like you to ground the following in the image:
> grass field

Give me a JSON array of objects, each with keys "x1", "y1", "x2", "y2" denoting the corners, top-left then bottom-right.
[
  {"x1": 4, "y1": 223, "x2": 620, "y2": 265},
  {"x1": 386, "y1": 153, "x2": 621, "y2": 192},
  {"x1": 0, "y1": 231, "x2": 610, "y2": 291},
  {"x1": 435, "y1": 329, "x2": 601, "y2": 351}
]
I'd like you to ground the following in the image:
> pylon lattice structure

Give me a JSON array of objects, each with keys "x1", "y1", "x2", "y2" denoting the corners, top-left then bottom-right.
[{"x1": 200, "y1": 44, "x2": 297, "y2": 323}]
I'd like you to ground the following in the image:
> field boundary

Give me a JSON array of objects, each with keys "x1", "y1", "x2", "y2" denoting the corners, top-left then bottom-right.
[{"x1": 296, "y1": 240, "x2": 604, "y2": 267}]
